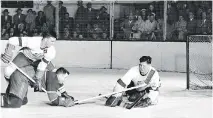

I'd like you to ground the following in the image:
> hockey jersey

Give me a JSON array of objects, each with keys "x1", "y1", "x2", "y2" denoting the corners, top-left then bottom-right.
[{"x1": 45, "y1": 71, "x2": 65, "y2": 102}]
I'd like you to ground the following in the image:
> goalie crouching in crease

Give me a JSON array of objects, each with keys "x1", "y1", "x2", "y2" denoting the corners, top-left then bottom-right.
[{"x1": 105, "y1": 56, "x2": 161, "y2": 109}]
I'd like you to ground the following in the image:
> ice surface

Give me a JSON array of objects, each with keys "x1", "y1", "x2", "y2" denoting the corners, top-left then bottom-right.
[{"x1": 1, "y1": 68, "x2": 212, "y2": 118}]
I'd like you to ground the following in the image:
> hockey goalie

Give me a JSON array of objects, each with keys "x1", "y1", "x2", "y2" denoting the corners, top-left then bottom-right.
[
  {"x1": 1, "y1": 34, "x2": 56, "y2": 108},
  {"x1": 105, "y1": 56, "x2": 161, "y2": 109}
]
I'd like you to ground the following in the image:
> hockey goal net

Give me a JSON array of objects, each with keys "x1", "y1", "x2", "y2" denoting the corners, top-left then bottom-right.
[{"x1": 186, "y1": 35, "x2": 212, "y2": 90}]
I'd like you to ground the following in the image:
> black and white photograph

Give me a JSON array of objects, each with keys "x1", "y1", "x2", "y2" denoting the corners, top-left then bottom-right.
[{"x1": 0, "y1": 0, "x2": 212, "y2": 118}]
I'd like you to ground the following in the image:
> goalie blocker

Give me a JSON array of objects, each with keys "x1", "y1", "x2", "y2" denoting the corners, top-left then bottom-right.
[{"x1": 105, "y1": 56, "x2": 161, "y2": 108}]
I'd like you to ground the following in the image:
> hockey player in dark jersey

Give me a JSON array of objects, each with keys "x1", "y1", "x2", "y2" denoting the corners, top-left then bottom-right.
[
  {"x1": 45, "y1": 67, "x2": 75, "y2": 107},
  {"x1": 1, "y1": 67, "x2": 75, "y2": 108}
]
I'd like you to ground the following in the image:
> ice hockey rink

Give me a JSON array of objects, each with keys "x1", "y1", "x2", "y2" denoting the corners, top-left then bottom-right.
[
  {"x1": 1, "y1": 40, "x2": 213, "y2": 118},
  {"x1": 1, "y1": 67, "x2": 212, "y2": 118}
]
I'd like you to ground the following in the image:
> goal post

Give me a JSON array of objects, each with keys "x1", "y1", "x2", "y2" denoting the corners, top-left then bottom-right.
[{"x1": 186, "y1": 35, "x2": 212, "y2": 90}]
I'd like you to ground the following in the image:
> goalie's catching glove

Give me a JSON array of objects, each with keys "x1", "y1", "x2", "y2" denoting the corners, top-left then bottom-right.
[{"x1": 61, "y1": 91, "x2": 74, "y2": 101}]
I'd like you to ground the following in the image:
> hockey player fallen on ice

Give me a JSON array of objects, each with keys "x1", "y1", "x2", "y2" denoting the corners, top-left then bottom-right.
[
  {"x1": 45, "y1": 67, "x2": 75, "y2": 107},
  {"x1": 1, "y1": 34, "x2": 56, "y2": 108},
  {"x1": 105, "y1": 56, "x2": 161, "y2": 108}
]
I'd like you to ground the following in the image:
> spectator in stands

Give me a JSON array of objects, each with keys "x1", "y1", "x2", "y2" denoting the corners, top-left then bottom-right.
[
  {"x1": 91, "y1": 23, "x2": 103, "y2": 39},
  {"x1": 134, "y1": 10, "x2": 140, "y2": 20},
  {"x1": 35, "y1": 11, "x2": 46, "y2": 31},
  {"x1": 79, "y1": 34, "x2": 84, "y2": 40},
  {"x1": 91, "y1": 32, "x2": 100, "y2": 40},
  {"x1": 167, "y1": 2, "x2": 178, "y2": 25},
  {"x1": 138, "y1": 13, "x2": 148, "y2": 34},
  {"x1": 186, "y1": 12, "x2": 197, "y2": 35},
  {"x1": 85, "y1": 2, "x2": 96, "y2": 25},
  {"x1": 9, "y1": 28, "x2": 15, "y2": 37},
  {"x1": 144, "y1": 13, "x2": 158, "y2": 40},
  {"x1": 1, "y1": 9, "x2": 12, "y2": 28},
  {"x1": 41, "y1": 23, "x2": 49, "y2": 34},
  {"x1": 174, "y1": 15, "x2": 187, "y2": 40},
  {"x1": 25, "y1": 9, "x2": 36, "y2": 33},
  {"x1": 207, "y1": 8, "x2": 212, "y2": 23},
  {"x1": 99, "y1": 6, "x2": 109, "y2": 21},
  {"x1": 59, "y1": 1, "x2": 67, "y2": 20},
  {"x1": 178, "y1": 2, "x2": 189, "y2": 21},
  {"x1": 14, "y1": 22, "x2": 27, "y2": 36},
  {"x1": 98, "y1": 6, "x2": 110, "y2": 31},
  {"x1": 61, "y1": 27, "x2": 71, "y2": 40},
  {"x1": 156, "y1": 17, "x2": 164, "y2": 40},
  {"x1": 85, "y1": 23, "x2": 92, "y2": 38},
  {"x1": 113, "y1": 19, "x2": 124, "y2": 39},
  {"x1": 43, "y1": 1, "x2": 56, "y2": 31},
  {"x1": 75, "y1": 0, "x2": 86, "y2": 34},
  {"x1": 13, "y1": 8, "x2": 26, "y2": 27},
  {"x1": 74, "y1": 24, "x2": 82, "y2": 36},
  {"x1": 121, "y1": 13, "x2": 135, "y2": 39},
  {"x1": 196, "y1": 7, "x2": 203, "y2": 20},
  {"x1": 147, "y1": 4, "x2": 156, "y2": 19},
  {"x1": 187, "y1": 2, "x2": 196, "y2": 15},
  {"x1": 71, "y1": 31, "x2": 79, "y2": 40},
  {"x1": 1, "y1": 28, "x2": 6, "y2": 37},
  {"x1": 32, "y1": 29, "x2": 39, "y2": 36},
  {"x1": 196, "y1": 12, "x2": 211, "y2": 34},
  {"x1": 1, "y1": 33, "x2": 10, "y2": 40},
  {"x1": 132, "y1": 16, "x2": 143, "y2": 39},
  {"x1": 102, "y1": 32, "x2": 109, "y2": 40},
  {"x1": 141, "y1": 9, "x2": 147, "y2": 21},
  {"x1": 62, "y1": 12, "x2": 74, "y2": 32},
  {"x1": 2, "y1": 22, "x2": 12, "y2": 34}
]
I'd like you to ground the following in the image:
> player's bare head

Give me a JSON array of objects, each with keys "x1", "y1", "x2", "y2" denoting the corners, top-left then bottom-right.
[
  {"x1": 41, "y1": 34, "x2": 56, "y2": 49},
  {"x1": 139, "y1": 56, "x2": 152, "y2": 75},
  {"x1": 56, "y1": 67, "x2": 70, "y2": 84},
  {"x1": 139, "y1": 56, "x2": 152, "y2": 64}
]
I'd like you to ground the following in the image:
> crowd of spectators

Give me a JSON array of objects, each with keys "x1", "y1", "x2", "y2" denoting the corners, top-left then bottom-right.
[
  {"x1": 1, "y1": 1, "x2": 56, "y2": 40},
  {"x1": 167, "y1": 1, "x2": 212, "y2": 41},
  {"x1": 114, "y1": 2, "x2": 164, "y2": 40},
  {"x1": 58, "y1": 1, "x2": 110, "y2": 40},
  {"x1": 2, "y1": 1, "x2": 211, "y2": 41}
]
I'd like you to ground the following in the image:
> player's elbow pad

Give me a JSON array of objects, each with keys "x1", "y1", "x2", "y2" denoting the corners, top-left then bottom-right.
[
  {"x1": 44, "y1": 46, "x2": 56, "y2": 61},
  {"x1": 8, "y1": 37, "x2": 20, "y2": 46},
  {"x1": 37, "y1": 60, "x2": 48, "y2": 71}
]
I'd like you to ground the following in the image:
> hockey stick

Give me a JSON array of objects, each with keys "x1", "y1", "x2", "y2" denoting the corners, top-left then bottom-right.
[
  {"x1": 10, "y1": 62, "x2": 47, "y2": 93},
  {"x1": 74, "y1": 84, "x2": 146, "y2": 104}
]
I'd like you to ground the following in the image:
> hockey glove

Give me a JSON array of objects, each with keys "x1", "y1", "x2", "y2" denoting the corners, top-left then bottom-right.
[
  {"x1": 61, "y1": 92, "x2": 74, "y2": 101},
  {"x1": 33, "y1": 79, "x2": 42, "y2": 92}
]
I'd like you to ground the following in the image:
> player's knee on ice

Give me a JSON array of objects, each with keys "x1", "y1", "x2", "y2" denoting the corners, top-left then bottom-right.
[{"x1": 1, "y1": 93, "x2": 24, "y2": 108}]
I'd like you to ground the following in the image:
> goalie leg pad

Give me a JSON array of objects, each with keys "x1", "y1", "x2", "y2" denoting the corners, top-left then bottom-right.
[
  {"x1": 105, "y1": 95, "x2": 122, "y2": 107},
  {"x1": 135, "y1": 98, "x2": 152, "y2": 108},
  {"x1": 1, "y1": 93, "x2": 22, "y2": 108}
]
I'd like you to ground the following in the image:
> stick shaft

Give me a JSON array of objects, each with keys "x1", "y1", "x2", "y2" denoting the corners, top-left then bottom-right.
[
  {"x1": 10, "y1": 62, "x2": 47, "y2": 93},
  {"x1": 75, "y1": 84, "x2": 145, "y2": 104}
]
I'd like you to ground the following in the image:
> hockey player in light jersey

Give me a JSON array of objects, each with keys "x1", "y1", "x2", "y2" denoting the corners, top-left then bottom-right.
[
  {"x1": 1, "y1": 34, "x2": 56, "y2": 108},
  {"x1": 105, "y1": 56, "x2": 161, "y2": 108}
]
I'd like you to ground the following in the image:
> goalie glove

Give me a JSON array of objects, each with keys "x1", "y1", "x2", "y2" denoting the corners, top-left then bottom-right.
[
  {"x1": 61, "y1": 92, "x2": 74, "y2": 101},
  {"x1": 58, "y1": 96, "x2": 75, "y2": 107}
]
